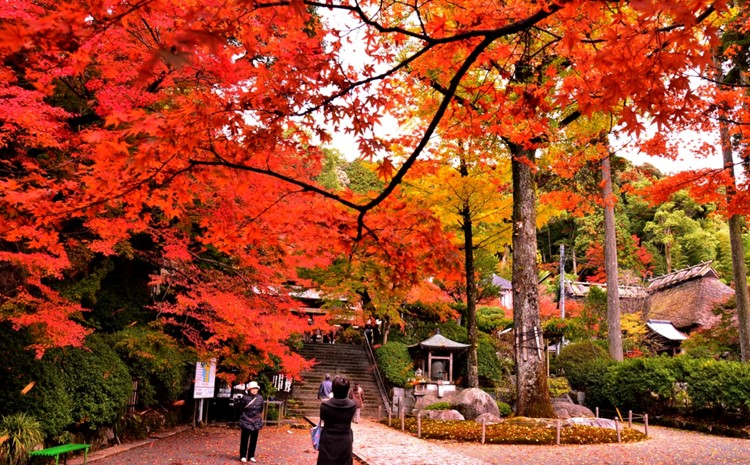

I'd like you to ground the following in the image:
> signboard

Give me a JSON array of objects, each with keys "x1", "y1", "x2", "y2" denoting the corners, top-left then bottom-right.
[{"x1": 193, "y1": 358, "x2": 217, "y2": 399}]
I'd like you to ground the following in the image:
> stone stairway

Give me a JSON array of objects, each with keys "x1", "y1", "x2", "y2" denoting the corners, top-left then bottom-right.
[{"x1": 290, "y1": 342, "x2": 385, "y2": 419}]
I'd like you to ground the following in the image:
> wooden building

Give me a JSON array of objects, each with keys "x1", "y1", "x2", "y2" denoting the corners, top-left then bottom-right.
[{"x1": 646, "y1": 262, "x2": 735, "y2": 334}]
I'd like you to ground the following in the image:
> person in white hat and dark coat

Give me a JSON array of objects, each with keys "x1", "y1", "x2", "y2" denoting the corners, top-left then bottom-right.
[{"x1": 238, "y1": 381, "x2": 264, "y2": 462}]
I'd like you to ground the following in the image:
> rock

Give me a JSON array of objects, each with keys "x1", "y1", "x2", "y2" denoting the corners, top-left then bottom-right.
[
  {"x1": 553, "y1": 401, "x2": 595, "y2": 419},
  {"x1": 505, "y1": 416, "x2": 558, "y2": 428},
  {"x1": 421, "y1": 409, "x2": 465, "y2": 421},
  {"x1": 451, "y1": 388, "x2": 500, "y2": 420},
  {"x1": 474, "y1": 413, "x2": 503, "y2": 425},
  {"x1": 566, "y1": 417, "x2": 617, "y2": 430}
]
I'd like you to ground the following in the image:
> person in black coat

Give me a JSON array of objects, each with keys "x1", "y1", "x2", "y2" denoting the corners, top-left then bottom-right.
[
  {"x1": 316, "y1": 376, "x2": 357, "y2": 465},
  {"x1": 238, "y1": 381, "x2": 264, "y2": 462}
]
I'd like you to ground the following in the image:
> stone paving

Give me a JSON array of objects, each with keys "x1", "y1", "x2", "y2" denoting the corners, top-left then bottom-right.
[
  {"x1": 313, "y1": 417, "x2": 494, "y2": 465},
  {"x1": 69, "y1": 418, "x2": 750, "y2": 465}
]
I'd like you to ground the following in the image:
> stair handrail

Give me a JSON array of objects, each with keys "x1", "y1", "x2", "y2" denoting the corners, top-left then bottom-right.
[{"x1": 362, "y1": 335, "x2": 392, "y2": 415}]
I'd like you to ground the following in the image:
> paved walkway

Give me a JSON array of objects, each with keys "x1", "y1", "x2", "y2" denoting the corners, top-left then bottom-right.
[
  {"x1": 320, "y1": 417, "x2": 493, "y2": 465},
  {"x1": 70, "y1": 419, "x2": 750, "y2": 465}
]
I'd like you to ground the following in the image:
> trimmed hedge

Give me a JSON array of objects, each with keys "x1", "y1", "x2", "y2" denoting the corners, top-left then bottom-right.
[
  {"x1": 682, "y1": 358, "x2": 750, "y2": 415},
  {"x1": 375, "y1": 342, "x2": 413, "y2": 387},
  {"x1": 581, "y1": 356, "x2": 750, "y2": 417}
]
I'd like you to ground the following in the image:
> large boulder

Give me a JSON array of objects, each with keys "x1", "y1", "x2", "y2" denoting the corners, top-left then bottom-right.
[
  {"x1": 566, "y1": 417, "x2": 617, "y2": 430},
  {"x1": 421, "y1": 409, "x2": 465, "y2": 421},
  {"x1": 451, "y1": 388, "x2": 500, "y2": 420},
  {"x1": 553, "y1": 401, "x2": 595, "y2": 419}
]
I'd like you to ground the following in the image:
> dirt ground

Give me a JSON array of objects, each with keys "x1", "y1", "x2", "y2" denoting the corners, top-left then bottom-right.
[{"x1": 80, "y1": 422, "x2": 750, "y2": 465}]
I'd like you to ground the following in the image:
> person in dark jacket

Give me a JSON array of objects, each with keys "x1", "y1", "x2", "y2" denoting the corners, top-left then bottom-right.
[
  {"x1": 317, "y1": 376, "x2": 357, "y2": 465},
  {"x1": 238, "y1": 381, "x2": 264, "y2": 463}
]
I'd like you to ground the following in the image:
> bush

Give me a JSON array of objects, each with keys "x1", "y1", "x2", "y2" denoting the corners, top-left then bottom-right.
[
  {"x1": 580, "y1": 358, "x2": 615, "y2": 409},
  {"x1": 423, "y1": 402, "x2": 452, "y2": 411},
  {"x1": 58, "y1": 334, "x2": 133, "y2": 431},
  {"x1": 496, "y1": 401, "x2": 512, "y2": 417},
  {"x1": 338, "y1": 327, "x2": 362, "y2": 345},
  {"x1": 375, "y1": 342, "x2": 413, "y2": 387},
  {"x1": 602, "y1": 357, "x2": 677, "y2": 413},
  {"x1": 683, "y1": 358, "x2": 750, "y2": 416},
  {"x1": 548, "y1": 377, "x2": 572, "y2": 399},
  {"x1": 476, "y1": 307, "x2": 509, "y2": 333},
  {"x1": 0, "y1": 324, "x2": 73, "y2": 437},
  {"x1": 113, "y1": 327, "x2": 195, "y2": 407},
  {"x1": 0, "y1": 413, "x2": 44, "y2": 465},
  {"x1": 556, "y1": 341, "x2": 612, "y2": 390},
  {"x1": 477, "y1": 333, "x2": 508, "y2": 386}
]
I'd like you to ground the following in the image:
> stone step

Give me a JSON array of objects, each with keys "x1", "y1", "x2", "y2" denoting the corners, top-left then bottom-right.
[{"x1": 290, "y1": 342, "x2": 386, "y2": 419}]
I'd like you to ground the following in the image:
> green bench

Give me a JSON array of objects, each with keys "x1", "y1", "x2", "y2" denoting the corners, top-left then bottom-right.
[{"x1": 29, "y1": 443, "x2": 90, "y2": 465}]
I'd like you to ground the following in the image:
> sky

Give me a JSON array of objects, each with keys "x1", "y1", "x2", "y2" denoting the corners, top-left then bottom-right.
[
  {"x1": 611, "y1": 130, "x2": 722, "y2": 176},
  {"x1": 319, "y1": 10, "x2": 726, "y2": 178}
]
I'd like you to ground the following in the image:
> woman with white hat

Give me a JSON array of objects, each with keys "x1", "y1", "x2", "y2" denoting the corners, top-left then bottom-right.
[{"x1": 238, "y1": 381, "x2": 264, "y2": 462}]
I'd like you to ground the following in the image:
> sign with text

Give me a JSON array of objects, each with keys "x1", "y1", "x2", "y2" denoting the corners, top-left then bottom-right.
[{"x1": 193, "y1": 359, "x2": 217, "y2": 399}]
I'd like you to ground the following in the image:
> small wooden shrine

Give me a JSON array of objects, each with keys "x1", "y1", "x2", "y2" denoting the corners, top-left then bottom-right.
[{"x1": 407, "y1": 331, "x2": 470, "y2": 396}]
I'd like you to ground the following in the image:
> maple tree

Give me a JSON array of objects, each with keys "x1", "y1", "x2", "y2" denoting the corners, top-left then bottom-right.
[
  {"x1": 0, "y1": 0, "x2": 459, "y2": 380},
  {"x1": 0, "y1": 0, "x2": 734, "y2": 415},
  {"x1": 637, "y1": 5, "x2": 750, "y2": 360}
]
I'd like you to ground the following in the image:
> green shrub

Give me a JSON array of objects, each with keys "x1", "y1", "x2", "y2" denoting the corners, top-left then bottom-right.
[
  {"x1": 477, "y1": 333, "x2": 508, "y2": 386},
  {"x1": 423, "y1": 402, "x2": 452, "y2": 411},
  {"x1": 338, "y1": 327, "x2": 362, "y2": 345},
  {"x1": 602, "y1": 357, "x2": 677, "y2": 412},
  {"x1": 0, "y1": 324, "x2": 73, "y2": 437},
  {"x1": 0, "y1": 413, "x2": 44, "y2": 465},
  {"x1": 113, "y1": 327, "x2": 195, "y2": 407},
  {"x1": 556, "y1": 341, "x2": 612, "y2": 390},
  {"x1": 548, "y1": 377, "x2": 572, "y2": 399},
  {"x1": 58, "y1": 334, "x2": 133, "y2": 431},
  {"x1": 375, "y1": 342, "x2": 413, "y2": 387},
  {"x1": 684, "y1": 358, "x2": 750, "y2": 415},
  {"x1": 580, "y1": 358, "x2": 615, "y2": 409},
  {"x1": 476, "y1": 307, "x2": 508, "y2": 333},
  {"x1": 496, "y1": 401, "x2": 512, "y2": 417},
  {"x1": 544, "y1": 318, "x2": 589, "y2": 343}
]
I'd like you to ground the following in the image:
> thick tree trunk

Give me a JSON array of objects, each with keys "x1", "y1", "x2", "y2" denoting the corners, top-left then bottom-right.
[
  {"x1": 715, "y1": 51, "x2": 750, "y2": 362},
  {"x1": 511, "y1": 143, "x2": 555, "y2": 418},
  {"x1": 719, "y1": 112, "x2": 750, "y2": 362},
  {"x1": 601, "y1": 155, "x2": 623, "y2": 361},
  {"x1": 459, "y1": 159, "x2": 480, "y2": 387}
]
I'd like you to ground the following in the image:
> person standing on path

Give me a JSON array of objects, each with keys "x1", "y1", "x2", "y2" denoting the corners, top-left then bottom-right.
[
  {"x1": 317, "y1": 376, "x2": 357, "y2": 465},
  {"x1": 348, "y1": 382, "x2": 364, "y2": 423},
  {"x1": 318, "y1": 373, "x2": 333, "y2": 401},
  {"x1": 238, "y1": 381, "x2": 264, "y2": 463}
]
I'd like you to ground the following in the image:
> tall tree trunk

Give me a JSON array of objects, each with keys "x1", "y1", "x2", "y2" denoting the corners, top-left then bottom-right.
[
  {"x1": 510, "y1": 143, "x2": 555, "y2": 418},
  {"x1": 715, "y1": 50, "x2": 750, "y2": 362},
  {"x1": 572, "y1": 247, "x2": 577, "y2": 278},
  {"x1": 459, "y1": 158, "x2": 480, "y2": 388},
  {"x1": 664, "y1": 236, "x2": 672, "y2": 274},
  {"x1": 601, "y1": 155, "x2": 623, "y2": 361}
]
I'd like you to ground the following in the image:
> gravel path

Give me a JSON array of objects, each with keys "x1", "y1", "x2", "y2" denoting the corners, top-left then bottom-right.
[
  {"x1": 72, "y1": 421, "x2": 749, "y2": 465},
  {"x1": 447, "y1": 425, "x2": 750, "y2": 465}
]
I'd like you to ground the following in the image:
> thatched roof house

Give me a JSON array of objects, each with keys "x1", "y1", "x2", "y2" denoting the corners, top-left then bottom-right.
[
  {"x1": 646, "y1": 319, "x2": 688, "y2": 355},
  {"x1": 564, "y1": 281, "x2": 649, "y2": 314},
  {"x1": 646, "y1": 262, "x2": 735, "y2": 332}
]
